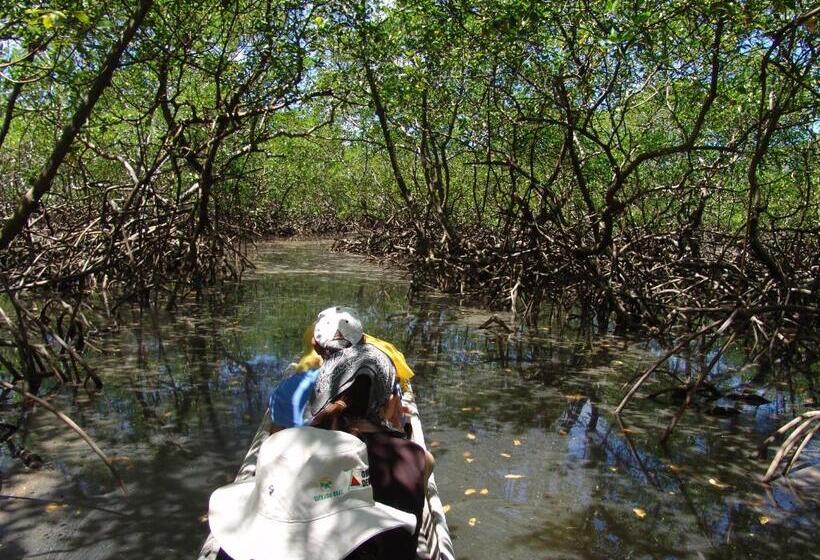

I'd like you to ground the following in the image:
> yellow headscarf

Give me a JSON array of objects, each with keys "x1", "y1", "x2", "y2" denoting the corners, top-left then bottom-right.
[{"x1": 362, "y1": 334, "x2": 414, "y2": 391}]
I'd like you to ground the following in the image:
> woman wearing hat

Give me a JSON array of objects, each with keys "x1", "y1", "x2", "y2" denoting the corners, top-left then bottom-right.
[
  {"x1": 305, "y1": 343, "x2": 435, "y2": 560},
  {"x1": 268, "y1": 306, "x2": 414, "y2": 431},
  {"x1": 208, "y1": 427, "x2": 418, "y2": 560}
]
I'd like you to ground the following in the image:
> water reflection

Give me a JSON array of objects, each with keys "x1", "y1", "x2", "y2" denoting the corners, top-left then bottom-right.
[{"x1": 0, "y1": 240, "x2": 817, "y2": 560}]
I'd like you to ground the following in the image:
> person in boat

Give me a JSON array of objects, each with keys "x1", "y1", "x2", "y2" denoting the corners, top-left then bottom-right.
[
  {"x1": 268, "y1": 306, "x2": 413, "y2": 431},
  {"x1": 207, "y1": 427, "x2": 417, "y2": 560},
  {"x1": 306, "y1": 342, "x2": 435, "y2": 560},
  {"x1": 295, "y1": 306, "x2": 415, "y2": 390}
]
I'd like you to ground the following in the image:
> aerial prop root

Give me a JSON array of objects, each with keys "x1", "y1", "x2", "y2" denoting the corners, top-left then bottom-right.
[
  {"x1": 760, "y1": 410, "x2": 820, "y2": 482},
  {"x1": 0, "y1": 380, "x2": 126, "y2": 494}
]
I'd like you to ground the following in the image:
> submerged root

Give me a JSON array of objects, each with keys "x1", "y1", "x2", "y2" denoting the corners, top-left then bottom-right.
[{"x1": 760, "y1": 411, "x2": 820, "y2": 482}]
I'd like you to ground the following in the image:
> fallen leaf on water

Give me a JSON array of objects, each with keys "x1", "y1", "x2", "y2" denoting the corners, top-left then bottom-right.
[
  {"x1": 468, "y1": 517, "x2": 477, "y2": 527},
  {"x1": 633, "y1": 508, "x2": 646, "y2": 519},
  {"x1": 564, "y1": 394, "x2": 586, "y2": 401},
  {"x1": 747, "y1": 496, "x2": 765, "y2": 508},
  {"x1": 558, "y1": 428, "x2": 568, "y2": 436},
  {"x1": 430, "y1": 441, "x2": 441, "y2": 449},
  {"x1": 758, "y1": 516, "x2": 770, "y2": 525},
  {"x1": 505, "y1": 474, "x2": 525, "y2": 480},
  {"x1": 465, "y1": 457, "x2": 475, "y2": 463},
  {"x1": 668, "y1": 464, "x2": 680, "y2": 473},
  {"x1": 45, "y1": 503, "x2": 64, "y2": 513},
  {"x1": 199, "y1": 514, "x2": 208, "y2": 523},
  {"x1": 463, "y1": 451, "x2": 473, "y2": 458},
  {"x1": 708, "y1": 478, "x2": 729, "y2": 489},
  {"x1": 479, "y1": 488, "x2": 489, "y2": 495},
  {"x1": 467, "y1": 433, "x2": 477, "y2": 441},
  {"x1": 609, "y1": 467, "x2": 618, "y2": 472},
  {"x1": 109, "y1": 455, "x2": 133, "y2": 465},
  {"x1": 442, "y1": 504, "x2": 451, "y2": 513},
  {"x1": 512, "y1": 439, "x2": 522, "y2": 446},
  {"x1": 163, "y1": 411, "x2": 173, "y2": 417},
  {"x1": 500, "y1": 452, "x2": 511, "y2": 458},
  {"x1": 461, "y1": 407, "x2": 473, "y2": 412},
  {"x1": 464, "y1": 488, "x2": 476, "y2": 496}
]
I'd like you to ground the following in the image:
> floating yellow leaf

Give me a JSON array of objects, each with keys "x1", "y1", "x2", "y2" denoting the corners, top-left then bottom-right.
[
  {"x1": 467, "y1": 433, "x2": 476, "y2": 441},
  {"x1": 708, "y1": 478, "x2": 729, "y2": 489},
  {"x1": 430, "y1": 441, "x2": 441, "y2": 449},
  {"x1": 609, "y1": 467, "x2": 618, "y2": 472},
  {"x1": 500, "y1": 452, "x2": 512, "y2": 458},
  {"x1": 442, "y1": 504, "x2": 451, "y2": 513},
  {"x1": 461, "y1": 407, "x2": 473, "y2": 412},
  {"x1": 45, "y1": 503, "x2": 63, "y2": 513},
  {"x1": 463, "y1": 451, "x2": 473, "y2": 458},
  {"x1": 759, "y1": 516, "x2": 769, "y2": 525},
  {"x1": 479, "y1": 488, "x2": 489, "y2": 495},
  {"x1": 505, "y1": 474, "x2": 525, "y2": 479},
  {"x1": 558, "y1": 428, "x2": 568, "y2": 436},
  {"x1": 468, "y1": 517, "x2": 477, "y2": 527},
  {"x1": 464, "y1": 488, "x2": 476, "y2": 496},
  {"x1": 163, "y1": 411, "x2": 173, "y2": 417},
  {"x1": 465, "y1": 457, "x2": 474, "y2": 463},
  {"x1": 747, "y1": 496, "x2": 765, "y2": 508},
  {"x1": 512, "y1": 439, "x2": 522, "y2": 446},
  {"x1": 564, "y1": 394, "x2": 586, "y2": 401},
  {"x1": 668, "y1": 464, "x2": 680, "y2": 473},
  {"x1": 633, "y1": 508, "x2": 647, "y2": 519}
]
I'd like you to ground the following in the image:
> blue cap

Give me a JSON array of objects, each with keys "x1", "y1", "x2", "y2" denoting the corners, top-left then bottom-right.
[{"x1": 269, "y1": 369, "x2": 320, "y2": 428}]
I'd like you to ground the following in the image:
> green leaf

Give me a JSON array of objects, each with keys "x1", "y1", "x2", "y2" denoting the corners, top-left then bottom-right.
[{"x1": 75, "y1": 11, "x2": 91, "y2": 25}]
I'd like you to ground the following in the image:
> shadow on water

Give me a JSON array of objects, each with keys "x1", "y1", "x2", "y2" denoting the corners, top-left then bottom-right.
[{"x1": 0, "y1": 240, "x2": 817, "y2": 559}]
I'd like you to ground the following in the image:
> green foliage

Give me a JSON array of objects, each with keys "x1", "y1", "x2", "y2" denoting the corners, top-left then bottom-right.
[{"x1": 0, "y1": 0, "x2": 816, "y2": 248}]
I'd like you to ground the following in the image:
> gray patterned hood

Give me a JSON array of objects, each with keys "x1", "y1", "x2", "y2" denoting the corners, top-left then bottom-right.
[{"x1": 306, "y1": 344, "x2": 397, "y2": 423}]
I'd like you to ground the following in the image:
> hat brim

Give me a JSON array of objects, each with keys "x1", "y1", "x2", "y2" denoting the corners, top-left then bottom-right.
[{"x1": 208, "y1": 479, "x2": 416, "y2": 560}]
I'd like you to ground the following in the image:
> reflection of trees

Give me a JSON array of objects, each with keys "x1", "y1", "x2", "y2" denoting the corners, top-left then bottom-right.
[{"x1": 397, "y1": 302, "x2": 814, "y2": 558}]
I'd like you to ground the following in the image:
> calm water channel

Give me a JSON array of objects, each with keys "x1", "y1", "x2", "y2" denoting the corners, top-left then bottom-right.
[{"x1": 1, "y1": 240, "x2": 817, "y2": 560}]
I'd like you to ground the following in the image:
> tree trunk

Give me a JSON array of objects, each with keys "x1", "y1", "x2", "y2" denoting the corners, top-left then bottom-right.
[{"x1": 0, "y1": 0, "x2": 154, "y2": 253}]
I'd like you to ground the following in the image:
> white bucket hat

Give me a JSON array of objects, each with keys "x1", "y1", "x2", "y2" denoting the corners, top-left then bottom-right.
[
  {"x1": 208, "y1": 427, "x2": 415, "y2": 560},
  {"x1": 313, "y1": 306, "x2": 364, "y2": 352}
]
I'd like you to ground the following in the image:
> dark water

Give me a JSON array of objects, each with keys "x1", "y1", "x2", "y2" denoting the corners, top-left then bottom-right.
[{"x1": 1, "y1": 241, "x2": 817, "y2": 560}]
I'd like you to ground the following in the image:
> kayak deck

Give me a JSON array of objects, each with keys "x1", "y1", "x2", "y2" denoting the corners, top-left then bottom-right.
[{"x1": 197, "y1": 386, "x2": 454, "y2": 560}]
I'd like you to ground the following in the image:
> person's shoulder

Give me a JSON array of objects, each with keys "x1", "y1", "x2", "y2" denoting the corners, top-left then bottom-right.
[
  {"x1": 360, "y1": 343, "x2": 398, "y2": 371},
  {"x1": 328, "y1": 344, "x2": 396, "y2": 375},
  {"x1": 368, "y1": 431, "x2": 426, "y2": 456}
]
